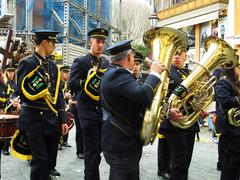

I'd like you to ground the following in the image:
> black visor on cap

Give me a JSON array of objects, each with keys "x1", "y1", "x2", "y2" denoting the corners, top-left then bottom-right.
[
  {"x1": 106, "y1": 39, "x2": 133, "y2": 55},
  {"x1": 33, "y1": 30, "x2": 60, "y2": 43}
]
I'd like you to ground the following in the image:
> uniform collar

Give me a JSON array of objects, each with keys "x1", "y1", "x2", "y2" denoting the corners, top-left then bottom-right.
[
  {"x1": 111, "y1": 63, "x2": 131, "y2": 73},
  {"x1": 33, "y1": 51, "x2": 47, "y2": 63}
]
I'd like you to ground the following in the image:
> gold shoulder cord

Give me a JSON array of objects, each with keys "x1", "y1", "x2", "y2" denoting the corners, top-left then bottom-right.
[
  {"x1": 44, "y1": 67, "x2": 61, "y2": 114},
  {"x1": 0, "y1": 97, "x2": 7, "y2": 103},
  {"x1": 7, "y1": 84, "x2": 14, "y2": 95},
  {"x1": 21, "y1": 65, "x2": 61, "y2": 114}
]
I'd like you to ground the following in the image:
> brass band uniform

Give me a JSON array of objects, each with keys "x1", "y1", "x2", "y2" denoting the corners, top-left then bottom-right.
[
  {"x1": 2, "y1": 64, "x2": 18, "y2": 155},
  {"x1": 159, "y1": 49, "x2": 197, "y2": 180},
  {"x1": 69, "y1": 28, "x2": 109, "y2": 180},
  {"x1": 17, "y1": 30, "x2": 68, "y2": 180},
  {"x1": 101, "y1": 40, "x2": 164, "y2": 180},
  {"x1": 215, "y1": 61, "x2": 240, "y2": 180},
  {"x1": 132, "y1": 51, "x2": 145, "y2": 84},
  {"x1": 60, "y1": 65, "x2": 72, "y2": 149}
]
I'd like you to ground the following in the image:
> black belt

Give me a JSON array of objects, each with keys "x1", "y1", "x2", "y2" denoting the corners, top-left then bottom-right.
[{"x1": 22, "y1": 101, "x2": 52, "y2": 111}]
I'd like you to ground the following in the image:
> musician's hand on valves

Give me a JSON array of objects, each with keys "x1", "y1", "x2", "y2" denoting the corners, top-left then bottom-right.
[
  {"x1": 169, "y1": 108, "x2": 183, "y2": 121},
  {"x1": 150, "y1": 61, "x2": 165, "y2": 74},
  {"x1": 200, "y1": 110, "x2": 209, "y2": 119},
  {"x1": 61, "y1": 123, "x2": 69, "y2": 135}
]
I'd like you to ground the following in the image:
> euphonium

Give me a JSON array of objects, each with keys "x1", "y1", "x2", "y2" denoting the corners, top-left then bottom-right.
[
  {"x1": 168, "y1": 36, "x2": 238, "y2": 129},
  {"x1": 140, "y1": 27, "x2": 188, "y2": 145}
]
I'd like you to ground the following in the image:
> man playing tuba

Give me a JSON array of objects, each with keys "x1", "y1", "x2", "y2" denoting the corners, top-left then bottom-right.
[{"x1": 159, "y1": 47, "x2": 208, "y2": 180}]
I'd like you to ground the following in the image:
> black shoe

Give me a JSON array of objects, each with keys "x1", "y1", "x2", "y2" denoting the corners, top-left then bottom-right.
[
  {"x1": 217, "y1": 166, "x2": 222, "y2": 171},
  {"x1": 58, "y1": 144, "x2": 63, "y2": 150},
  {"x1": 62, "y1": 142, "x2": 71, "y2": 147},
  {"x1": 3, "y1": 150, "x2": 10, "y2": 155},
  {"x1": 162, "y1": 173, "x2": 171, "y2": 180},
  {"x1": 50, "y1": 168, "x2": 60, "y2": 176},
  {"x1": 157, "y1": 170, "x2": 162, "y2": 176},
  {"x1": 77, "y1": 153, "x2": 84, "y2": 159}
]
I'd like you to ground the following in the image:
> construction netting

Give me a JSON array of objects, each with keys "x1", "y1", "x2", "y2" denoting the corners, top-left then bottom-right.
[{"x1": 15, "y1": 0, "x2": 111, "y2": 46}]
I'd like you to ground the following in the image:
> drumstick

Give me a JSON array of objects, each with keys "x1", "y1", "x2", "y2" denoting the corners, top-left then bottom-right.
[{"x1": 4, "y1": 96, "x2": 20, "y2": 113}]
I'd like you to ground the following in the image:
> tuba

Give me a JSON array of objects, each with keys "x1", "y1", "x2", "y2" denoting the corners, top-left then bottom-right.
[
  {"x1": 228, "y1": 53, "x2": 240, "y2": 127},
  {"x1": 140, "y1": 27, "x2": 188, "y2": 145},
  {"x1": 228, "y1": 107, "x2": 240, "y2": 127},
  {"x1": 168, "y1": 36, "x2": 238, "y2": 129}
]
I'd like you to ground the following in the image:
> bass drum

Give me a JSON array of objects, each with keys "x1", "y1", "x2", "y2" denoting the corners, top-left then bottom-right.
[
  {"x1": 66, "y1": 112, "x2": 74, "y2": 130},
  {"x1": 0, "y1": 113, "x2": 19, "y2": 140}
]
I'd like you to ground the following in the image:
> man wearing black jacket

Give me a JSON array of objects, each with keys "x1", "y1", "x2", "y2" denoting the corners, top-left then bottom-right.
[
  {"x1": 69, "y1": 28, "x2": 109, "y2": 180},
  {"x1": 17, "y1": 30, "x2": 68, "y2": 180},
  {"x1": 101, "y1": 39, "x2": 181, "y2": 180}
]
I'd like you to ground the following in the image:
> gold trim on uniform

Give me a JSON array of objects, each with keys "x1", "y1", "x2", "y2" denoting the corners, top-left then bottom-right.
[
  {"x1": 21, "y1": 66, "x2": 61, "y2": 114},
  {"x1": 84, "y1": 68, "x2": 107, "y2": 101},
  {"x1": 7, "y1": 84, "x2": 14, "y2": 95},
  {"x1": 21, "y1": 66, "x2": 48, "y2": 101},
  {"x1": 10, "y1": 130, "x2": 32, "y2": 161},
  {"x1": 0, "y1": 97, "x2": 7, "y2": 103}
]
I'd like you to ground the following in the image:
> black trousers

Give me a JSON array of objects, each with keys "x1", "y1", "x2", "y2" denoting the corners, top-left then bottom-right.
[
  {"x1": 62, "y1": 134, "x2": 69, "y2": 143},
  {"x1": 217, "y1": 134, "x2": 226, "y2": 169},
  {"x1": 72, "y1": 104, "x2": 84, "y2": 154},
  {"x1": 26, "y1": 132, "x2": 60, "y2": 180},
  {"x1": 2, "y1": 139, "x2": 9, "y2": 152},
  {"x1": 164, "y1": 130, "x2": 195, "y2": 180},
  {"x1": 220, "y1": 134, "x2": 240, "y2": 180},
  {"x1": 80, "y1": 118, "x2": 101, "y2": 180},
  {"x1": 157, "y1": 137, "x2": 170, "y2": 174},
  {"x1": 103, "y1": 148, "x2": 142, "y2": 180}
]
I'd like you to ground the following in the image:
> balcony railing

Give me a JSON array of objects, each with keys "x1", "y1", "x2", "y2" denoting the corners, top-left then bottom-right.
[{"x1": 155, "y1": 0, "x2": 229, "y2": 20}]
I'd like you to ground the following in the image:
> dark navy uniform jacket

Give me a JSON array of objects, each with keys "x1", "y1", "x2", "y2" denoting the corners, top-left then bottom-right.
[
  {"x1": 5, "y1": 79, "x2": 19, "y2": 112},
  {"x1": 17, "y1": 52, "x2": 67, "y2": 135},
  {"x1": 0, "y1": 83, "x2": 7, "y2": 109},
  {"x1": 160, "y1": 65, "x2": 200, "y2": 132},
  {"x1": 212, "y1": 68, "x2": 223, "y2": 132},
  {"x1": 101, "y1": 65, "x2": 161, "y2": 153},
  {"x1": 68, "y1": 53, "x2": 109, "y2": 120},
  {"x1": 215, "y1": 78, "x2": 240, "y2": 136}
]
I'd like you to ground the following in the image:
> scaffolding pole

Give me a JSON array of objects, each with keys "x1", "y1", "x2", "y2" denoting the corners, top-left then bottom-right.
[{"x1": 63, "y1": 0, "x2": 69, "y2": 65}]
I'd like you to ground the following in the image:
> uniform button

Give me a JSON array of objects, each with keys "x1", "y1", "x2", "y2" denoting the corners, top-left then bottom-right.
[{"x1": 40, "y1": 111, "x2": 43, "y2": 115}]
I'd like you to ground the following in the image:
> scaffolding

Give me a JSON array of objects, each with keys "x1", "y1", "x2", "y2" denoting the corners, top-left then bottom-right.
[{"x1": 0, "y1": 0, "x2": 120, "y2": 65}]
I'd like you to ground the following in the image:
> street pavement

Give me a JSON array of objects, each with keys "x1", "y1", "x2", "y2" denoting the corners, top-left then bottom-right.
[{"x1": 1, "y1": 126, "x2": 221, "y2": 180}]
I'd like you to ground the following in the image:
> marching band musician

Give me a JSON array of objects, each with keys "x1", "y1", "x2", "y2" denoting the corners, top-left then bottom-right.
[
  {"x1": 17, "y1": 30, "x2": 68, "y2": 180},
  {"x1": 100, "y1": 40, "x2": 181, "y2": 180},
  {"x1": 132, "y1": 51, "x2": 145, "y2": 84},
  {"x1": 215, "y1": 57, "x2": 240, "y2": 180},
  {"x1": 0, "y1": 69, "x2": 7, "y2": 110},
  {"x1": 69, "y1": 27, "x2": 109, "y2": 180},
  {"x1": 59, "y1": 65, "x2": 72, "y2": 149},
  {"x1": 159, "y1": 47, "x2": 208, "y2": 180},
  {"x1": 0, "y1": 69, "x2": 7, "y2": 154},
  {"x1": 2, "y1": 64, "x2": 19, "y2": 155}
]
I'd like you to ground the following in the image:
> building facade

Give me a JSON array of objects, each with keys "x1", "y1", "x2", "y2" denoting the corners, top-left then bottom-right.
[
  {"x1": 0, "y1": 0, "x2": 119, "y2": 65},
  {"x1": 155, "y1": 0, "x2": 239, "y2": 62}
]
